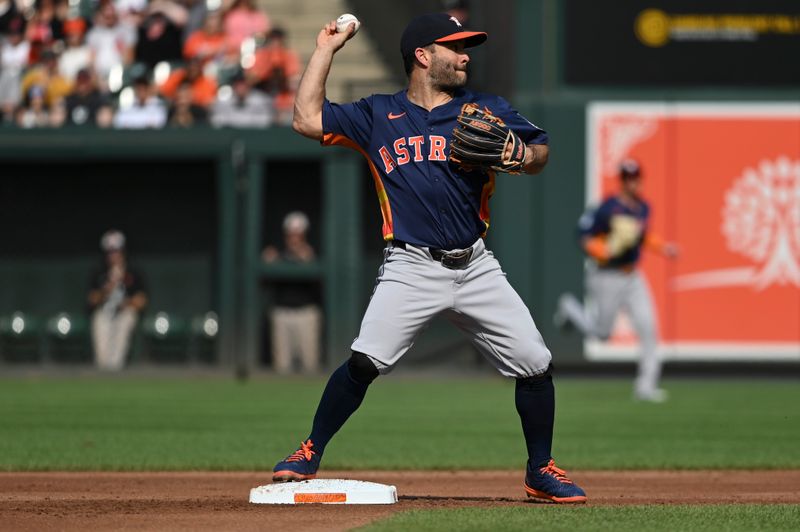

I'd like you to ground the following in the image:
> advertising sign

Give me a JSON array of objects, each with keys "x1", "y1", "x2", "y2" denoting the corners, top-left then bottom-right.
[
  {"x1": 586, "y1": 102, "x2": 800, "y2": 361},
  {"x1": 565, "y1": 1, "x2": 800, "y2": 85}
]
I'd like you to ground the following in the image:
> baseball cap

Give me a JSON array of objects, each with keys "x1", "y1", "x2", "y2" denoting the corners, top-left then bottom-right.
[
  {"x1": 619, "y1": 158, "x2": 642, "y2": 178},
  {"x1": 283, "y1": 211, "x2": 309, "y2": 233},
  {"x1": 63, "y1": 17, "x2": 87, "y2": 35},
  {"x1": 100, "y1": 229, "x2": 126, "y2": 252},
  {"x1": 400, "y1": 13, "x2": 487, "y2": 58}
]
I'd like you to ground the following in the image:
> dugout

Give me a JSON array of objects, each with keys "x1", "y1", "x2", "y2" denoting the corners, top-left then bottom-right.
[{"x1": 0, "y1": 123, "x2": 586, "y2": 371}]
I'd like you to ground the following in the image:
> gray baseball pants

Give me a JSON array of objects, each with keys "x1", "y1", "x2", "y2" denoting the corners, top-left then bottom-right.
[
  {"x1": 351, "y1": 238, "x2": 552, "y2": 378},
  {"x1": 559, "y1": 268, "x2": 662, "y2": 394}
]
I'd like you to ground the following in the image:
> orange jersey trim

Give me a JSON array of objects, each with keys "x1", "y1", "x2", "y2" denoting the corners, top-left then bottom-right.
[
  {"x1": 584, "y1": 235, "x2": 610, "y2": 262},
  {"x1": 323, "y1": 132, "x2": 394, "y2": 241},
  {"x1": 479, "y1": 171, "x2": 496, "y2": 237}
]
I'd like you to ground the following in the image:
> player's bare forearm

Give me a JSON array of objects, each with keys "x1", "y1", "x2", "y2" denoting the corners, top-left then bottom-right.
[
  {"x1": 292, "y1": 48, "x2": 333, "y2": 140},
  {"x1": 523, "y1": 144, "x2": 549, "y2": 175},
  {"x1": 293, "y1": 21, "x2": 354, "y2": 140}
]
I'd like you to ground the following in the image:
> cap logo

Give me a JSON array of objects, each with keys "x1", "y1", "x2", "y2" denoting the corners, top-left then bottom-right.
[{"x1": 450, "y1": 16, "x2": 462, "y2": 27}]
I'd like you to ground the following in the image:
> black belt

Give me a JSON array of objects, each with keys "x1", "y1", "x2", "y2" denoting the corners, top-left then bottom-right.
[{"x1": 392, "y1": 240, "x2": 475, "y2": 269}]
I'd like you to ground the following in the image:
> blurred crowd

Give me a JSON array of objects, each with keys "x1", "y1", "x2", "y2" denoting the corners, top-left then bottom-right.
[{"x1": 0, "y1": 0, "x2": 300, "y2": 128}]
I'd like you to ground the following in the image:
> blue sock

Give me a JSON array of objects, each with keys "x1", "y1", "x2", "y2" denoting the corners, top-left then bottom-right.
[
  {"x1": 307, "y1": 361, "x2": 370, "y2": 456},
  {"x1": 515, "y1": 368, "x2": 555, "y2": 468}
]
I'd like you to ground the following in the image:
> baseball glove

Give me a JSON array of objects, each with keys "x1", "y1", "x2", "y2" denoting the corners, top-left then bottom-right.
[
  {"x1": 449, "y1": 103, "x2": 526, "y2": 174},
  {"x1": 606, "y1": 215, "x2": 642, "y2": 257}
]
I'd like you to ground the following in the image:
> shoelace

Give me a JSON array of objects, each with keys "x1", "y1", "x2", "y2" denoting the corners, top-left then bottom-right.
[
  {"x1": 539, "y1": 459, "x2": 574, "y2": 484},
  {"x1": 286, "y1": 440, "x2": 315, "y2": 462}
]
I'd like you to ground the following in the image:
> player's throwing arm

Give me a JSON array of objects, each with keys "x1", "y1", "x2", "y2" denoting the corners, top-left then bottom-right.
[{"x1": 292, "y1": 16, "x2": 359, "y2": 140}]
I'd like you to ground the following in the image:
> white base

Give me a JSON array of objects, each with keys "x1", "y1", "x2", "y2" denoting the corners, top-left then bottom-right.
[{"x1": 249, "y1": 479, "x2": 398, "y2": 505}]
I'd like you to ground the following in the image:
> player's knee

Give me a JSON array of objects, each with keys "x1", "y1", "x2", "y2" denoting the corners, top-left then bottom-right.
[
  {"x1": 348, "y1": 351, "x2": 380, "y2": 384},
  {"x1": 516, "y1": 363, "x2": 553, "y2": 385}
]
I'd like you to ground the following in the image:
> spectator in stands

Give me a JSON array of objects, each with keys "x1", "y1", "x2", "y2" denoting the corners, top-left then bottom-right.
[
  {"x1": 25, "y1": 0, "x2": 66, "y2": 63},
  {"x1": 0, "y1": 16, "x2": 29, "y2": 122},
  {"x1": 63, "y1": 68, "x2": 113, "y2": 127},
  {"x1": 134, "y1": 3, "x2": 185, "y2": 71},
  {"x1": 58, "y1": 17, "x2": 92, "y2": 83},
  {"x1": 14, "y1": 84, "x2": 57, "y2": 128},
  {"x1": 113, "y1": 74, "x2": 167, "y2": 128},
  {"x1": 222, "y1": 0, "x2": 269, "y2": 53},
  {"x1": 210, "y1": 70, "x2": 271, "y2": 128},
  {"x1": 87, "y1": 229, "x2": 147, "y2": 372},
  {"x1": 159, "y1": 56, "x2": 217, "y2": 108},
  {"x1": 167, "y1": 79, "x2": 207, "y2": 127},
  {"x1": 248, "y1": 27, "x2": 300, "y2": 88},
  {"x1": 114, "y1": 0, "x2": 148, "y2": 28},
  {"x1": 0, "y1": 0, "x2": 23, "y2": 34},
  {"x1": 58, "y1": 17, "x2": 92, "y2": 82},
  {"x1": 86, "y1": 2, "x2": 136, "y2": 91},
  {"x1": 268, "y1": 66, "x2": 294, "y2": 126},
  {"x1": 247, "y1": 26, "x2": 299, "y2": 125},
  {"x1": 262, "y1": 211, "x2": 322, "y2": 374},
  {"x1": 183, "y1": 9, "x2": 230, "y2": 68},
  {"x1": 20, "y1": 48, "x2": 72, "y2": 109},
  {"x1": 180, "y1": 0, "x2": 208, "y2": 41}
]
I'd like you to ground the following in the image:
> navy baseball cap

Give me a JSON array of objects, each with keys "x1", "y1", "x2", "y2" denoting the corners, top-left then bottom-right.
[
  {"x1": 400, "y1": 13, "x2": 487, "y2": 58},
  {"x1": 619, "y1": 158, "x2": 642, "y2": 178}
]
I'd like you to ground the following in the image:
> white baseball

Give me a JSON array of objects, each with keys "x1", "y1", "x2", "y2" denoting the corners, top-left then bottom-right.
[{"x1": 336, "y1": 13, "x2": 360, "y2": 36}]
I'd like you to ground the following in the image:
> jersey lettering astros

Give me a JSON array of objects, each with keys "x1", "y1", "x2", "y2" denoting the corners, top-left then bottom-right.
[{"x1": 322, "y1": 88, "x2": 548, "y2": 250}]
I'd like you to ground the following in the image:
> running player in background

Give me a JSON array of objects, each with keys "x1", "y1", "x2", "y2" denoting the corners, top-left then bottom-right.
[
  {"x1": 270, "y1": 13, "x2": 587, "y2": 503},
  {"x1": 555, "y1": 159, "x2": 679, "y2": 403}
]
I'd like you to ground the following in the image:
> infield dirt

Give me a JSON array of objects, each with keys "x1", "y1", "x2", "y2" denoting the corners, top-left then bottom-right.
[{"x1": 2, "y1": 470, "x2": 799, "y2": 531}]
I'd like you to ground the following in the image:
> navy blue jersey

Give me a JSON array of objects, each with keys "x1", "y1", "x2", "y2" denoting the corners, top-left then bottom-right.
[
  {"x1": 322, "y1": 88, "x2": 548, "y2": 249},
  {"x1": 578, "y1": 195, "x2": 651, "y2": 268}
]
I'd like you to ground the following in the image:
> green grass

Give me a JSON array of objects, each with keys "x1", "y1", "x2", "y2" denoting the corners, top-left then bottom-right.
[
  {"x1": 0, "y1": 376, "x2": 798, "y2": 470},
  {"x1": 359, "y1": 505, "x2": 800, "y2": 531}
]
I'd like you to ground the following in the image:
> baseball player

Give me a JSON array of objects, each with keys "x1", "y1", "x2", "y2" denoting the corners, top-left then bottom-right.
[
  {"x1": 272, "y1": 13, "x2": 586, "y2": 503},
  {"x1": 555, "y1": 159, "x2": 678, "y2": 402}
]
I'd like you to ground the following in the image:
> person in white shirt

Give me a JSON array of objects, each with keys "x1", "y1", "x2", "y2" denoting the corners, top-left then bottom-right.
[
  {"x1": 113, "y1": 75, "x2": 167, "y2": 129},
  {"x1": 58, "y1": 17, "x2": 93, "y2": 83},
  {"x1": 0, "y1": 17, "x2": 29, "y2": 121},
  {"x1": 86, "y1": 2, "x2": 136, "y2": 90},
  {"x1": 210, "y1": 70, "x2": 272, "y2": 128}
]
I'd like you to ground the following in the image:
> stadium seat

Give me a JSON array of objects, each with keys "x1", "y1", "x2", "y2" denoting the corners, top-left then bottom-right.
[
  {"x1": 0, "y1": 311, "x2": 42, "y2": 363},
  {"x1": 141, "y1": 311, "x2": 190, "y2": 363},
  {"x1": 188, "y1": 311, "x2": 218, "y2": 364},
  {"x1": 44, "y1": 312, "x2": 91, "y2": 364}
]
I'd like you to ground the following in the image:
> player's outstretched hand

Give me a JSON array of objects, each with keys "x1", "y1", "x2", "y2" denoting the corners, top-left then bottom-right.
[
  {"x1": 316, "y1": 20, "x2": 355, "y2": 53},
  {"x1": 663, "y1": 242, "x2": 680, "y2": 259}
]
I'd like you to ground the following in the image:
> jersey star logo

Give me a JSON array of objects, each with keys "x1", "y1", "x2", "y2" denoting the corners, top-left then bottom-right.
[{"x1": 388, "y1": 112, "x2": 406, "y2": 120}]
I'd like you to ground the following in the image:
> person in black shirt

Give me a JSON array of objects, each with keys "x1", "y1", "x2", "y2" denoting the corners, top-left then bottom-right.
[
  {"x1": 262, "y1": 211, "x2": 322, "y2": 374},
  {"x1": 64, "y1": 68, "x2": 113, "y2": 127},
  {"x1": 87, "y1": 229, "x2": 147, "y2": 370}
]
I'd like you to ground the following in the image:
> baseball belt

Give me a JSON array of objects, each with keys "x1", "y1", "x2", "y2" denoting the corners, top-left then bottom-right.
[{"x1": 392, "y1": 240, "x2": 475, "y2": 270}]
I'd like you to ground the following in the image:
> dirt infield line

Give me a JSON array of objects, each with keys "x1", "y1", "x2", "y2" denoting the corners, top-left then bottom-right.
[{"x1": 2, "y1": 470, "x2": 799, "y2": 531}]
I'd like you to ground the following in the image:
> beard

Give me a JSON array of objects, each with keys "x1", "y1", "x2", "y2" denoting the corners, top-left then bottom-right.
[{"x1": 429, "y1": 54, "x2": 467, "y2": 91}]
